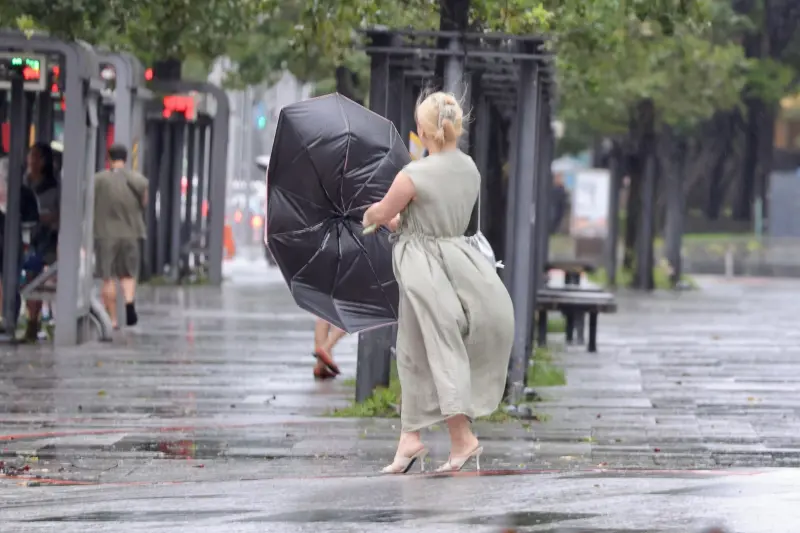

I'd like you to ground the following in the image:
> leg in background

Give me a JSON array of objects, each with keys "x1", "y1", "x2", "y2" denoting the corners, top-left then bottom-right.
[
  {"x1": 101, "y1": 279, "x2": 118, "y2": 329},
  {"x1": 24, "y1": 268, "x2": 43, "y2": 341},
  {"x1": 312, "y1": 319, "x2": 340, "y2": 377},
  {"x1": 119, "y1": 239, "x2": 141, "y2": 326},
  {"x1": 324, "y1": 326, "x2": 347, "y2": 353},
  {"x1": 313, "y1": 319, "x2": 330, "y2": 352}
]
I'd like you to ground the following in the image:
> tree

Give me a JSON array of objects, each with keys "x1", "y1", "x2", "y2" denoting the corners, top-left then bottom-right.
[{"x1": 2, "y1": 0, "x2": 271, "y2": 67}]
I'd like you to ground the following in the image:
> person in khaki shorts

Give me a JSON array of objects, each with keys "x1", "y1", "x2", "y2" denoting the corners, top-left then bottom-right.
[{"x1": 94, "y1": 144, "x2": 148, "y2": 328}]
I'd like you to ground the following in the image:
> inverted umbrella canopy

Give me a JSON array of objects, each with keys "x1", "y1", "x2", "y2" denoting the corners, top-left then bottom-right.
[{"x1": 266, "y1": 93, "x2": 409, "y2": 333}]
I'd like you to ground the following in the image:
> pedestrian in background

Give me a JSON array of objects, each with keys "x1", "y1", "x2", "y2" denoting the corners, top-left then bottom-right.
[
  {"x1": 93, "y1": 144, "x2": 148, "y2": 329},
  {"x1": 23, "y1": 143, "x2": 59, "y2": 341},
  {"x1": 312, "y1": 318, "x2": 345, "y2": 379}
]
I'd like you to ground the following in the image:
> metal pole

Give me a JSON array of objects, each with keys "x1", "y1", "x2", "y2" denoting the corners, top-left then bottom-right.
[
  {"x1": 2, "y1": 77, "x2": 25, "y2": 337},
  {"x1": 206, "y1": 91, "x2": 230, "y2": 285},
  {"x1": 183, "y1": 122, "x2": 196, "y2": 268},
  {"x1": 35, "y1": 87, "x2": 54, "y2": 143},
  {"x1": 605, "y1": 146, "x2": 622, "y2": 287},
  {"x1": 195, "y1": 123, "x2": 208, "y2": 242},
  {"x1": 55, "y1": 46, "x2": 93, "y2": 346},
  {"x1": 635, "y1": 150, "x2": 656, "y2": 290},
  {"x1": 96, "y1": 104, "x2": 109, "y2": 170},
  {"x1": 156, "y1": 121, "x2": 172, "y2": 276},
  {"x1": 242, "y1": 88, "x2": 253, "y2": 252},
  {"x1": 505, "y1": 58, "x2": 540, "y2": 404},
  {"x1": 399, "y1": 76, "x2": 417, "y2": 148},
  {"x1": 356, "y1": 37, "x2": 396, "y2": 400},
  {"x1": 169, "y1": 121, "x2": 185, "y2": 281},
  {"x1": 526, "y1": 80, "x2": 543, "y2": 351},
  {"x1": 143, "y1": 118, "x2": 160, "y2": 280}
]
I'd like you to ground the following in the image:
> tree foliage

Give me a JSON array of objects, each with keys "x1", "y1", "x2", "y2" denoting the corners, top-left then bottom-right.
[{"x1": 1, "y1": 0, "x2": 270, "y2": 65}]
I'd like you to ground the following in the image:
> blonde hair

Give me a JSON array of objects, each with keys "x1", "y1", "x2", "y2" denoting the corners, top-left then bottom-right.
[{"x1": 415, "y1": 91, "x2": 464, "y2": 146}]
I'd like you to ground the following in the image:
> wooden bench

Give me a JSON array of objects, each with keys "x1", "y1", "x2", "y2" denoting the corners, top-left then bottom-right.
[
  {"x1": 536, "y1": 287, "x2": 617, "y2": 353},
  {"x1": 545, "y1": 259, "x2": 597, "y2": 286}
]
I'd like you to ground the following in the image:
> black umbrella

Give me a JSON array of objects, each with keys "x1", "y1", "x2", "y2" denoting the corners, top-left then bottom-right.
[{"x1": 266, "y1": 93, "x2": 409, "y2": 333}]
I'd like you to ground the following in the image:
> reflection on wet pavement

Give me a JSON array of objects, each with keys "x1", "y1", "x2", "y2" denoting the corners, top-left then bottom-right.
[{"x1": 1, "y1": 263, "x2": 800, "y2": 530}]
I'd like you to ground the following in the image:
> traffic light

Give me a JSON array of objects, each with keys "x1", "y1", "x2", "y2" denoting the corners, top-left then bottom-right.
[{"x1": 254, "y1": 101, "x2": 267, "y2": 130}]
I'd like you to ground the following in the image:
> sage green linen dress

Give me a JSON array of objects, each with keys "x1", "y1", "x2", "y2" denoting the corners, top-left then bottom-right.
[{"x1": 392, "y1": 149, "x2": 515, "y2": 432}]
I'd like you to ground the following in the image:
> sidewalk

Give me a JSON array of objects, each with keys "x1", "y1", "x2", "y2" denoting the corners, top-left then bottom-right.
[{"x1": 1, "y1": 260, "x2": 799, "y2": 531}]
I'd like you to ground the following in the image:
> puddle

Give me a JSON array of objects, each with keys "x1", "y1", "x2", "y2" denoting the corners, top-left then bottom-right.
[
  {"x1": 459, "y1": 511, "x2": 596, "y2": 526},
  {"x1": 26, "y1": 510, "x2": 258, "y2": 522},
  {"x1": 244, "y1": 509, "x2": 443, "y2": 523}
]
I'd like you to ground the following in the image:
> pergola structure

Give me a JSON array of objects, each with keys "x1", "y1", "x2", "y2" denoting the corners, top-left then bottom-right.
[{"x1": 357, "y1": 27, "x2": 557, "y2": 404}]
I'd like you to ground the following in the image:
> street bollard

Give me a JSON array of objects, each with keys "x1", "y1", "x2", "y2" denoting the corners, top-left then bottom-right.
[{"x1": 355, "y1": 324, "x2": 397, "y2": 402}]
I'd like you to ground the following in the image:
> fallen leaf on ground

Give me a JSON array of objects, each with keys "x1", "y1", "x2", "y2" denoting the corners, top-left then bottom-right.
[{"x1": 97, "y1": 390, "x2": 107, "y2": 397}]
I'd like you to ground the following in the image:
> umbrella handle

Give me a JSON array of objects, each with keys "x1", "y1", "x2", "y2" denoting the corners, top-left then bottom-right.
[{"x1": 362, "y1": 223, "x2": 378, "y2": 235}]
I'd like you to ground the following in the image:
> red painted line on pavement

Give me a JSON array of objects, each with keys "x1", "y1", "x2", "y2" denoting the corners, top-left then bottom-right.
[
  {"x1": 0, "y1": 467, "x2": 767, "y2": 490},
  {"x1": 0, "y1": 423, "x2": 262, "y2": 442},
  {"x1": 0, "y1": 419, "x2": 344, "y2": 442},
  {"x1": 0, "y1": 474, "x2": 185, "y2": 487}
]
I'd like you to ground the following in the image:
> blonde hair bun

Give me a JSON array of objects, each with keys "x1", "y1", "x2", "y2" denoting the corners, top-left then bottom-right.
[{"x1": 415, "y1": 91, "x2": 465, "y2": 146}]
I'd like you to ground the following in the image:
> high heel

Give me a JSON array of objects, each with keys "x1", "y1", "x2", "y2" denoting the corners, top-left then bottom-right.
[
  {"x1": 434, "y1": 445, "x2": 483, "y2": 473},
  {"x1": 380, "y1": 447, "x2": 428, "y2": 475}
]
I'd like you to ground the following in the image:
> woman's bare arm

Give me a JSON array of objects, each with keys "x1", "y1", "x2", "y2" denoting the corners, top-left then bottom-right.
[{"x1": 362, "y1": 172, "x2": 415, "y2": 228}]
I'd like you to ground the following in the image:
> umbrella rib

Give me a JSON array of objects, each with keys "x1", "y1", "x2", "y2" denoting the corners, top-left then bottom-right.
[
  {"x1": 345, "y1": 126, "x2": 400, "y2": 213},
  {"x1": 336, "y1": 95, "x2": 351, "y2": 211},
  {"x1": 338, "y1": 221, "x2": 398, "y2": 319},
  {"x1": 269, "y1": 220, "x2": 326, "y2": 238},
  {"x1": 289, "y1": 223, "x2": 334, "y2": 283},
  {"x1": 285, "y1": 119, "x2": 339, "y2": 212}
]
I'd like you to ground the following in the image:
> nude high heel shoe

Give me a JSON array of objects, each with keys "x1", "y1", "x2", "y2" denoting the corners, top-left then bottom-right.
[
  {"x1": 434, "y1": 445, "x2": 483, "y2": 473},
  {"x1": 380, "y1": 447, "x2": 428, "y2": 475}
]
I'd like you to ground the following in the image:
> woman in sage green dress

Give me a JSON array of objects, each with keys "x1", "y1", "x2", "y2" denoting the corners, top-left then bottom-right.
[{"x1": 362, "y1": 91, "x2": 514, "y2": 474}]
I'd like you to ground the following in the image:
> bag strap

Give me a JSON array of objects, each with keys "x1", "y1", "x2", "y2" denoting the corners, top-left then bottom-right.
[{"x1": 465, "y1": 193, "x2": 481, "y2": 237}]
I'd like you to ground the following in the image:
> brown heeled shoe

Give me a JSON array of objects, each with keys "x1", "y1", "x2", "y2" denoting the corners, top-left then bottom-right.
[
  {"x1": 312, "y1": 348, "x2": 341, "y2": 375},
  {"x1": 313, "y1": 365, "x2": 337, "y2": 380}
]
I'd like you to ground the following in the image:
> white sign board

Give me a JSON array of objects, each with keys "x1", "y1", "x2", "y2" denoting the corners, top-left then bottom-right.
[{"x1": 570, "y1": 168, "x2": 610, "y2": 239}]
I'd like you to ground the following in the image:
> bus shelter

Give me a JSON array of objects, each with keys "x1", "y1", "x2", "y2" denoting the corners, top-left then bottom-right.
[
  {"x1": 96, "y1": 52, "x2": 151, "y2": 172},
  {"x1": 0, "y1": 31, "x2": 108, "y2": 345},
  {"x1": 143, "y1": 80, "x2": 229, "y2": 285}
]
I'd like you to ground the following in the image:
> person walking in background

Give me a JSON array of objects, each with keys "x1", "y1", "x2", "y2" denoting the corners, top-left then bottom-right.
[
  {"x1": 362, "y1": 91, "x2": 514, "y2": 474},
  {"x1": 94, "y1": 144, "x2": 148, "y2": 329},
  {"x1": 23, "y1": 143, "x2": 60, "y2": 341},
  {"x1": 312, "y1": 318, "x2": 346, "y2": 380}
]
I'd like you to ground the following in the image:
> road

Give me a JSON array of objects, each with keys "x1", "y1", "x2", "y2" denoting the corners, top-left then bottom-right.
[{"x1": 1, "y1": 258, "x2": 798, "y2": 531}]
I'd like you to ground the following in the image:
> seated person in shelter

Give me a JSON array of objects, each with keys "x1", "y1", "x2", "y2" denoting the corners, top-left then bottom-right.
[
  {"x1": 0, "y1": 156, "x2": 41, "y2": 330},
  {"x1": 23, "y1": 143, "x2": 60, "y2": 341}
]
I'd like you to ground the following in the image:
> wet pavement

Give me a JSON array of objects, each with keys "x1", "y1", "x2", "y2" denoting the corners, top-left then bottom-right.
[{"x1": 1, "y1": 258, "x2": 800, "y2": 531}]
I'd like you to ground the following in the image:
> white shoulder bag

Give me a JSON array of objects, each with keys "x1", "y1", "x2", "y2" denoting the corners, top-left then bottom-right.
[{"x1": 464, "y1": 195, "x2": 504, "y2": 270}]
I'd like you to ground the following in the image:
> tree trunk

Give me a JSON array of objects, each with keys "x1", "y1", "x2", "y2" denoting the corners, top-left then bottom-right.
[
  {"x1": 335, "y1": 66, "x2": 362, "y2": 105},
  {"x1": 434, "y1": 0, "x2": 471, "y2": 87},
  {"x1": 705, "y1": 112, "x2": 736, "y2": 220},
  {"x1": 605, "y1": 143, "x2": 624, "y2": 286},
  {"x1": 631, "y1": 99, "x2": 657, "y2": 291},
  {"x1": 623, "y1": 154, "x2": 640, "y2": 272},
  {"x1": 661, "y1": 127, "x2": 687, "y2": 287},
  {"x1": 733, "y1": 97, "x2": 761, "y2": 221}
]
